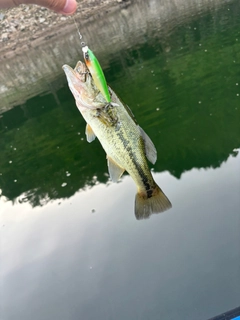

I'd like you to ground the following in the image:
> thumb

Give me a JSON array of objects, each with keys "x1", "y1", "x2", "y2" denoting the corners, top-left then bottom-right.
[
  {"x1": 58, "y1": 0, "x2": 77, "y2": 14},
  {"x1": 17, "y1": 0, "x2": 77, "y2": 15}
]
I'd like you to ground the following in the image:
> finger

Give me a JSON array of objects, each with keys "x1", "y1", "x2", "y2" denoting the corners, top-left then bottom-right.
[
  {"x1": 2, "y1": 0, "x2": 77, "y2": 14},
  {"x1": 0, "y1": 0, "x2": 19, "y2": 8},
  {"x1": 21, "y1": 0, "x2": 77, "y2": 14}
]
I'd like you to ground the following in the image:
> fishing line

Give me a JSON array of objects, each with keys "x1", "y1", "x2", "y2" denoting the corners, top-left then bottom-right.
[{"x1": 72, "y1": 17, "x2": 86, "y2": 47}]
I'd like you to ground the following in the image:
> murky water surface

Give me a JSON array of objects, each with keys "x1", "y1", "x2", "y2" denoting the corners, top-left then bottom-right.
[{"x1": 1, "y1": 1, "x2": 240, "y2": 319}]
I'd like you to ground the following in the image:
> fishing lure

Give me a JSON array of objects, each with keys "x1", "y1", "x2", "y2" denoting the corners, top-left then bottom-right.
[
  {"x1": 82, "y1": 46, "x2": 111, "y2": 103},
  {"x1": 73, "y1": 18, "x2": 111, "y2": 103}
]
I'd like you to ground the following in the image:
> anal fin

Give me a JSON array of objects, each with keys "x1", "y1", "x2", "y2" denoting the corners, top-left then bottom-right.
[{"x1": 107, "y1": 156, "x2": 125, "y2": 182}]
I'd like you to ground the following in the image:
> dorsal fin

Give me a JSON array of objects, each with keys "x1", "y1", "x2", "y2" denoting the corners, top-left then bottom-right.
[{"x1": 138, "y1": 126, "x2": 157, "y2": 164}]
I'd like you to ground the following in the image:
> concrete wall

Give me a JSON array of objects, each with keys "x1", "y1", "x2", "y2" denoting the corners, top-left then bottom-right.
[{"x1": 0, "y1": 0, "x2": 232, "y2": 113}]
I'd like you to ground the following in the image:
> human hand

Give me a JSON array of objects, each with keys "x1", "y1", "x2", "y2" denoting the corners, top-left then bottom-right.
[{"x1": 0, "y1": 0, "x2": 77, "y2": 15}]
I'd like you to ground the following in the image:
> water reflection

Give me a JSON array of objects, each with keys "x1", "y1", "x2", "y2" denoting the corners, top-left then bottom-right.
[
  {"x1": 1, "y1": 0, "x2": 240, "y2": 208},
  {"x1": 1, "y1": 152, "x2": 239, "y2": 320},
  {"x1": 0, "y1": 0, "x2": 240, "y2": 210},
  {"x1": 0, "y1": 74, "x2": 239, "y2": 208}
]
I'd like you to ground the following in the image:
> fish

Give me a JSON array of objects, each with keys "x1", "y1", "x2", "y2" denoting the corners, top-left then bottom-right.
[{"x1": 62, "y1": 61, "x2": 172, "y2": 219}]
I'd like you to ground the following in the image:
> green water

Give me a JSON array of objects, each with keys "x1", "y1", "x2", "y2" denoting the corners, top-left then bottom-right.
[
  {"x1": 1, "y1": 3, "x2": 240, "y2": 204},
  {"x1": 0, "y1": 1, "x2": 240, "y2": 319}
]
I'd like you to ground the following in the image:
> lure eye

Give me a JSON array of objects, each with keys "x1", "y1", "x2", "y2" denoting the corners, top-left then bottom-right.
[{"x1": 82, "y1": 45, "x2": 89, "y2": 60}]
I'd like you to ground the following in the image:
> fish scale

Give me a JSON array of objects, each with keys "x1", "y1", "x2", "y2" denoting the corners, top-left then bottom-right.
[{"x1": 62, "y1": 61, "x2": 172, "y2": 219}]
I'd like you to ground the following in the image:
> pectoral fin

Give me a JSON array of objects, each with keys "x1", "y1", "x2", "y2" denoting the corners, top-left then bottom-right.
[
  {"x1": 107, "y1": 156, "x2": 125, "y2": 182},
  {"x1": 138, "y1": 126, "x2": 157, "y2": 164},
  {"x1": 85, "y1": 124, "x2": 96, "y2": 143}
]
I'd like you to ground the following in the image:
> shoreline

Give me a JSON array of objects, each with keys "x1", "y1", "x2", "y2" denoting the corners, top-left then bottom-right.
[{"x1": 0, "y1": 0, "x2": 128, "y2": 59}]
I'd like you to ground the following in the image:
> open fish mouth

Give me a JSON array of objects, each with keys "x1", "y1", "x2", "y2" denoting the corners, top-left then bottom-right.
[
  {"x1": 62, "y1": 62, "x2": 86, "y2": 87},
  {"x1": 63, "y1": 61, "x2": 107, "y2": 110}
]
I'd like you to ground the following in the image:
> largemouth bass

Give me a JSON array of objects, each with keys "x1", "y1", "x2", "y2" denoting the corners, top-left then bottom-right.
[{"x1": 62, "y1": 61, "x2": 171, "y2": 219}]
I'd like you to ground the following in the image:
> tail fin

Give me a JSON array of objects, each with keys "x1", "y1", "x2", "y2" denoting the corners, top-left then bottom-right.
[{"x1": 135, "y1": 186, "x2": 172, "y2": 220}]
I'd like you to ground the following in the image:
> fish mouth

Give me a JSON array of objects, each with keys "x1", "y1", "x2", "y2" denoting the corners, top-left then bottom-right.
[
  {"x1": 62, "y1": 62, "x2": 86, "y2": 84},
  {"x1": 74, "y1": 61, "x2": 89, "y2": 75},
  {"x1": 62, "y1": 64, "x2": 73, "y2": 74},
  {"x1": 62, "y1": 63, "x2": 89, "y2": 106},
  {"x1": 62, "y1": 61, "x2": 108, "y2": 110},
  {"x1": 62, "y1": 64, "x2": 79, "y2": 86}
]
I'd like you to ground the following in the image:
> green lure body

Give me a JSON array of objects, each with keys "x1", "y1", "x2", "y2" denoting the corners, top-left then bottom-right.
[{"x1": 82, "y1": 46, "x2": 111, "y2": 103}]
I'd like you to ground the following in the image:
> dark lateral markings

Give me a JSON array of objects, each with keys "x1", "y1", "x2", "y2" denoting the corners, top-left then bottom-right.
[{"x1": 116, "y1": 130, "x2": 154, "y2": 198}]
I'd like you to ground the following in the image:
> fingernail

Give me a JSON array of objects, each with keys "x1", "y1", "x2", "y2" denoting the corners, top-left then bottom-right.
[{"x1": 61, "y1": 0, "x2": 77, "y2": 14}]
